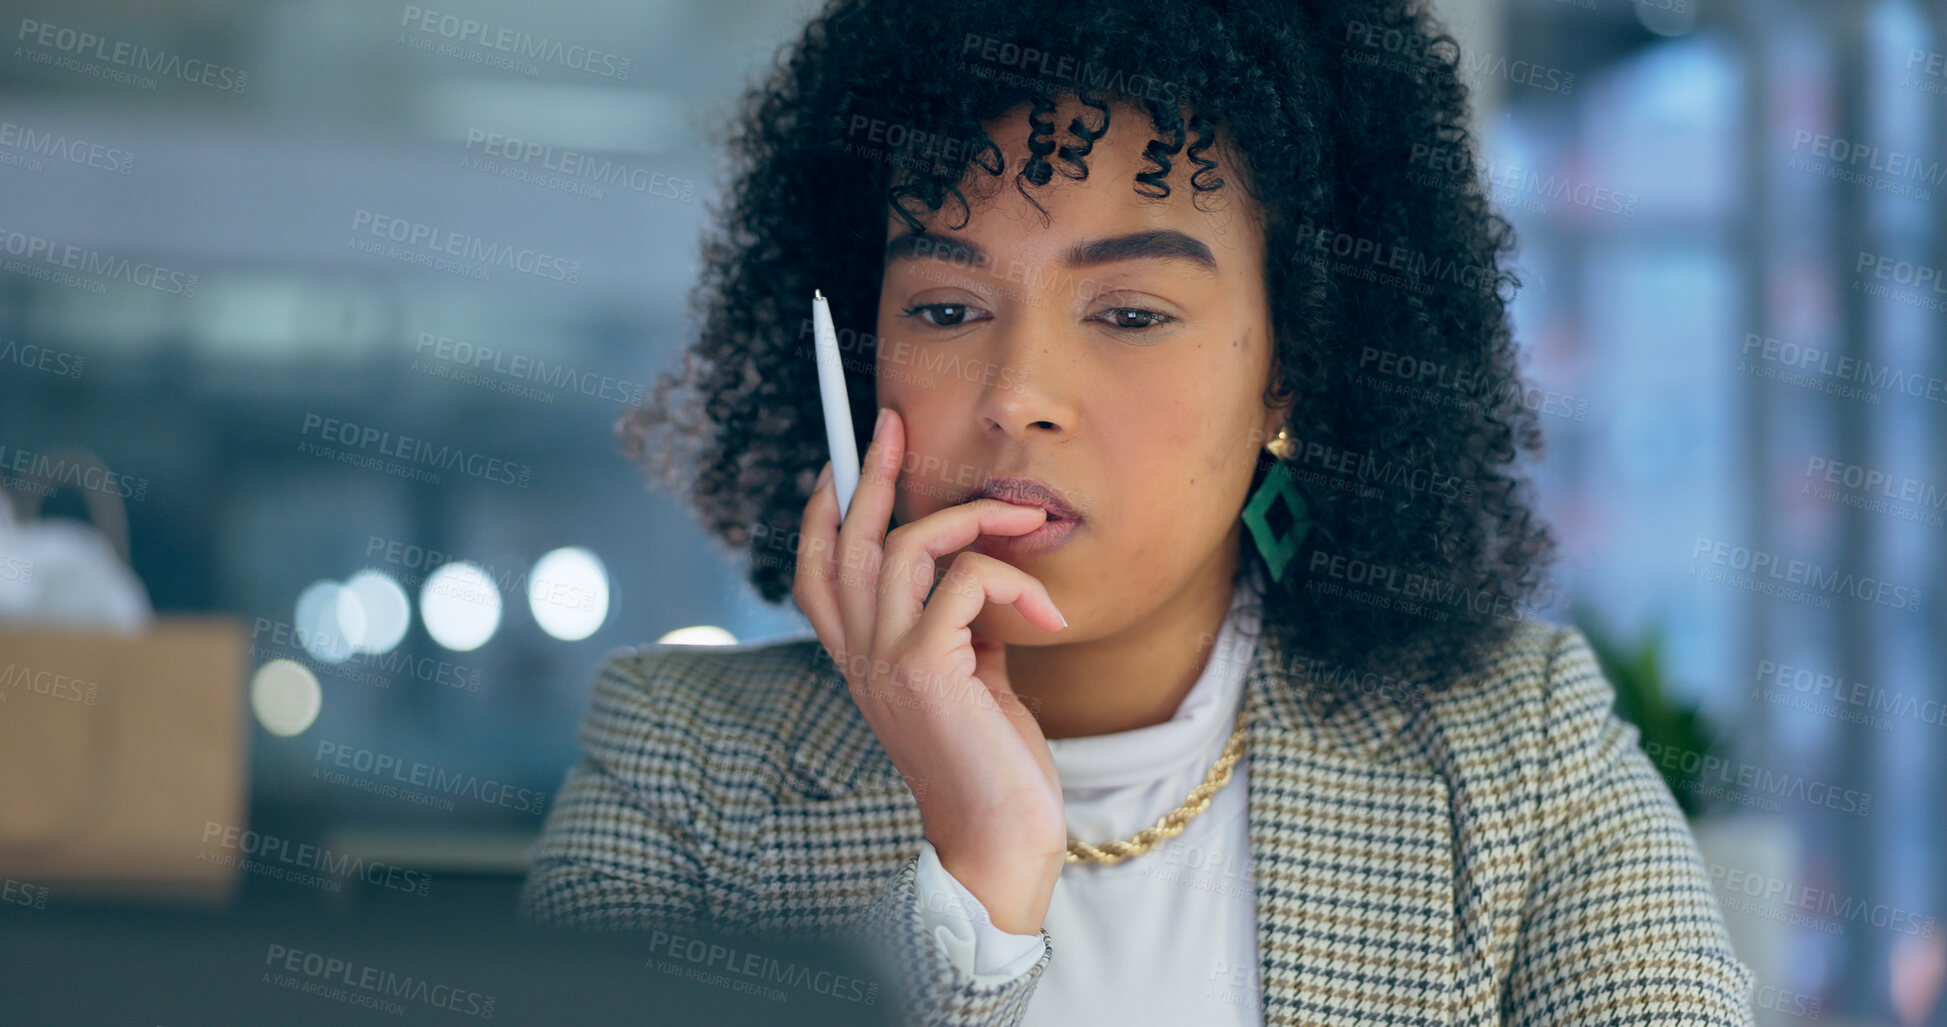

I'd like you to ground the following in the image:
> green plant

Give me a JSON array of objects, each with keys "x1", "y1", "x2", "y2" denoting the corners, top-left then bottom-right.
[{"x1": 1570, "y1": 604, "x2": 1719, "y2": 820}]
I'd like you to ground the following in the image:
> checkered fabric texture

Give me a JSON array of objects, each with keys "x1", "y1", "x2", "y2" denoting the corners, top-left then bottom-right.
[{"x1": 520, "y1": 617, "x2": 1756, "y2": 1026}]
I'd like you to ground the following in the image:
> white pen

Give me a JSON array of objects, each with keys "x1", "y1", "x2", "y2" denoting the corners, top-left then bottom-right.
[{"x1": 811, "y1": 289, "x2": 862, "y2": 521}]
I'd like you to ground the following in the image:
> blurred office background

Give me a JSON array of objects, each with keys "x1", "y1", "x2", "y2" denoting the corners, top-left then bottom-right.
[{"x1": 0, "y1": 0, "x2": 1942, "y2": 1023}]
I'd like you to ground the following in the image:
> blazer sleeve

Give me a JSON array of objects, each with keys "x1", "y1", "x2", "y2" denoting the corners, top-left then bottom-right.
[
  {"x1": 851, "y1": 847, "x2": 1055, "y2": 1027},
  {"x1": 913, "y1": 838, "x2": 1052, "y2": 981},
  {"x1": 517, "y1": 649, "x2": 730, "y2": 933},
  {"x1": 1501, "y1": 625, "x2": 1756, "y2": 1025}
]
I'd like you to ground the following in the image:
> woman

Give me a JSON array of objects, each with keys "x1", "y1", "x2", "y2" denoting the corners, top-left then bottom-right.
[{"x1": 520, "y1": 0, "x2": 1756, "y2": 1023}]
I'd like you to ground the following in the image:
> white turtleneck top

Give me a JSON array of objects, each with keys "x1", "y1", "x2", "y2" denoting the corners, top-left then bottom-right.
[{"x1": 911, "y1": 570, "x2": 1268, "y2": 1024}]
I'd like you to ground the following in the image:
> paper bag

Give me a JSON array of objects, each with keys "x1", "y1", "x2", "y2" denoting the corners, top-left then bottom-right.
[{"x1": 0, "y1": 618, "x2": 250, "y2": 904}]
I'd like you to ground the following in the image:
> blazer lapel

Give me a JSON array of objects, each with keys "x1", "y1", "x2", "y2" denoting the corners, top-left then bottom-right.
[{"x1": 1243, "y1": 627, "x2": 1459, "y2": 1025}]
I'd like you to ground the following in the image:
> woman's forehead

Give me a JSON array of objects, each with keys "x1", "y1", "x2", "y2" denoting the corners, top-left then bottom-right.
[{"x1": 886, "y1": 100, "x2": 1252, "y2": 236}]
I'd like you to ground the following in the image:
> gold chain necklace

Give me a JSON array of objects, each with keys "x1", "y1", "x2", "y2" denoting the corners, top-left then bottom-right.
[{"x1": 1063, "y1": 706, "x2": 1250, "y2": 866}]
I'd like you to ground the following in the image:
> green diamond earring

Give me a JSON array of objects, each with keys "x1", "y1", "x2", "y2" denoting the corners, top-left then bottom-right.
[{"x1": 1242, "y1": 426, "x2": 1310, "y2": 583}]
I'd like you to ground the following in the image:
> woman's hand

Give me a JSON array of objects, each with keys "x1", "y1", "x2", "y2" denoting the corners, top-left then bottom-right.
[{"x1": 792, "y1": 406, "x2": 1068, "y2": 936}]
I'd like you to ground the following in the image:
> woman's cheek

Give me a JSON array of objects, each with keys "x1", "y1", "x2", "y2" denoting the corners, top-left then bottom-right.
[{"x1": 876, "y1": 332, "x2": 946, "y2": 388}]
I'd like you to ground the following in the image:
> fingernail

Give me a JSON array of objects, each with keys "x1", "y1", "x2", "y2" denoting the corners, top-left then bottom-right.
[
  {"x1": 816, "y1": 462, "x2": 832, "y2": 489},
  {"x1": 873, "y1": 406, "x2": 890, "y2": 442},
  {"x1": 1053, "y1": 602, "x2": 1068, "y2": 629}
]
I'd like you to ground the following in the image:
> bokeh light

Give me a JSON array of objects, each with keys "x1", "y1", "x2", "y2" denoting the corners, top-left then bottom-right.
[
  {"x1": 250, "y1": 659, "x2": 322, "y2": 737},
  {"x1": 420, "y1": 561, "x2": 501, "y2": 652},
  {"x1": 294, "y1": 579, "x2": 364, "y2": 663},
  {"x1": 344, "y1": 569, "x2": 411, "y2": 655},
  {"x1": 656, "y1": 625, "x2": 738, "y2": 646},
  {"x1": 528, "y1": 547, "x2": 610, "y2": 641}
]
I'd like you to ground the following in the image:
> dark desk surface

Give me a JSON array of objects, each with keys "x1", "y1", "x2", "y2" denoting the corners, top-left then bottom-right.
[{"x1": 0, "y1": 870, "x2": 900, "y2": 1027}]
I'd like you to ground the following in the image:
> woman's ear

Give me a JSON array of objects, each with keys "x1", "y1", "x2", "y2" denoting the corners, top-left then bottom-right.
[
  {"x1": 1262, "y1": 371, "x2": 1297, "y2": 446},
  {"x1": 1260, "y1": 405, "x2": 1293, "y2": 452}
]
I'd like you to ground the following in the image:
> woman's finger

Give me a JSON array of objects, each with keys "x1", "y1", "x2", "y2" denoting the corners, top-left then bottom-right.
[
  {"x1": 901, "y1": 550, "x2": 1066, "y2": 685},
  {"x1": 792, "y1": 460, "x2": 846, "y2": 665},
  {"x1": 875, "y1": 499, "x2": 1061, "y2": 643},
  {"x1": 833, "y1": 406, "x2": 903, "y2": 650}
]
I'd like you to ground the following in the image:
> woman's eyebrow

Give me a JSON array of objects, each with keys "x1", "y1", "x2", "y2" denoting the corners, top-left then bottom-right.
[{"x1": 882, "y1": 229, "x2": 1219, "y2": 278}]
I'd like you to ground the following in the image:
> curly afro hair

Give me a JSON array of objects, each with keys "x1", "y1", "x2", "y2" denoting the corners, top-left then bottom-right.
[{"x1": 620, "y1": 0, "x2": 1561, "y2": 717}]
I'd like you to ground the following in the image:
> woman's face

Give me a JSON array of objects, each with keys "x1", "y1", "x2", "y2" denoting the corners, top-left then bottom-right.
[{"x1": 875, "y1": 96, "x2": 1293, "y2": 644}]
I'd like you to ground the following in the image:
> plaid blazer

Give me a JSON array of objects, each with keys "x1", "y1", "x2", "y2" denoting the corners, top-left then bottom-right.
[{"x1": 520, "y1": 616, "x2": 1756, "y2": 1026}]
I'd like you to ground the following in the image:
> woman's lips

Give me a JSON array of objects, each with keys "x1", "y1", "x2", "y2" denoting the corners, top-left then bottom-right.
[
  {"x1": 956, "y1": 475, "x2": 1085, "y2": 558},
  {"x1": 965, "y1": 476, "x2": 1084, "y2": 521}
]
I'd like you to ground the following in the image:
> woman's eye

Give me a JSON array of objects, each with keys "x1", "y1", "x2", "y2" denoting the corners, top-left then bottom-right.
[
  {"x1": 899, "y1": 302, "x2": 988, "y2": 328},
  {"x1": 1094, "y1": 307, "x2": 1174, "y2": 331},
  {"x1": 897, "y1": 302, "x2": 1173, "y2": 333}
]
